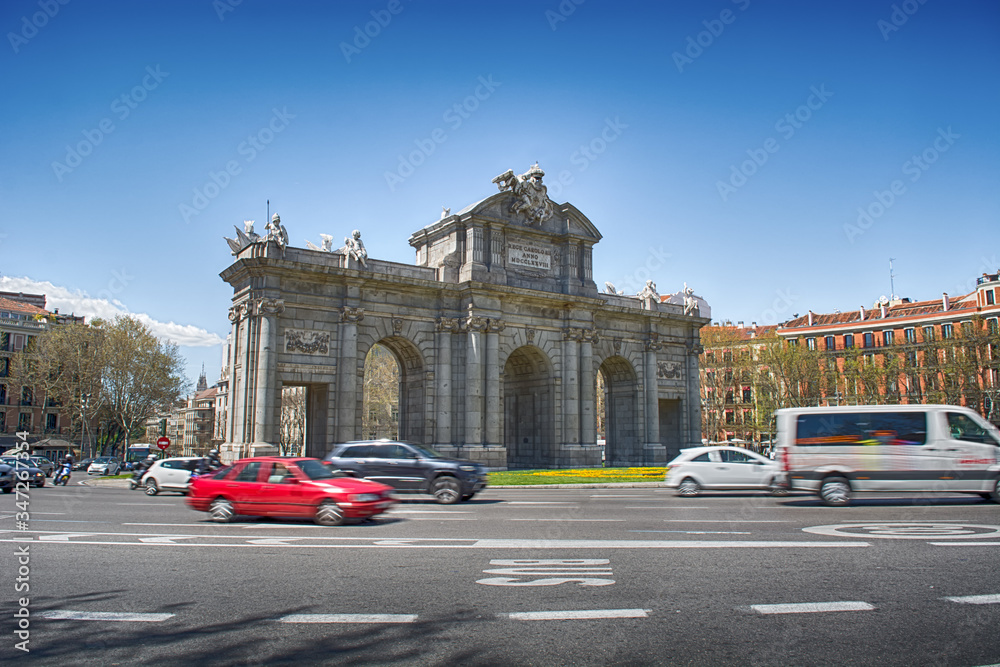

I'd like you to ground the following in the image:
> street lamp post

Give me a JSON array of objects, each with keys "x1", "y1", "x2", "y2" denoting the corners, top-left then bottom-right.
[{"x1": 80, "y1": 393, "x2": 91, "y2": 458}]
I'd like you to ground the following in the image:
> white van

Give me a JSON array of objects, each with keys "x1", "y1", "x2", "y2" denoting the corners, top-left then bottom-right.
[{"x1": 775, "y1": 404, "x2": 1000, "y2": 506}]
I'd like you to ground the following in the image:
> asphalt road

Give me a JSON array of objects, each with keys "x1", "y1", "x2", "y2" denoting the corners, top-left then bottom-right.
[{"x1": 2, "y1": 482, "x2": 999, "y2": 666}]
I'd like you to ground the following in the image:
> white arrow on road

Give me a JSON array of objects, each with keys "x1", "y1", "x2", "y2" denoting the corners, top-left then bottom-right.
[
  {"x1": 138, "y1": 536, "x2": 197, "y2": 544},
  {"x1": 39, "y1": 534, "x2": 92, "y2": 541},
  {"x1": 247, "y1": 538, "x2": 306, "y2": 546}
]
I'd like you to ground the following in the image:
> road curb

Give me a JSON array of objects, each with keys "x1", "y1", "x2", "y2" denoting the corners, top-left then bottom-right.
[
  {"x1": 488, "y1": 482, "x2": 665, "y2": 489},
  {"x1": 80, "y1": 478, "x2": 133, "y2": 488}
]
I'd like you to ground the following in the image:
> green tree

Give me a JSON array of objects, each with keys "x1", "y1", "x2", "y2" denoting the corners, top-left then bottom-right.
[
  {"x1": 98, "y1": 316, "x2": 187, "y2": 456},
  {"x1": 362, "y1": 343, "x2": 399, "y2": 439}
]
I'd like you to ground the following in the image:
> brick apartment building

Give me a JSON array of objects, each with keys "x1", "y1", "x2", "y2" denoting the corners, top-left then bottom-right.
[{"x1": 700, "y1": 271, "x2": 1000, "y2": 446}]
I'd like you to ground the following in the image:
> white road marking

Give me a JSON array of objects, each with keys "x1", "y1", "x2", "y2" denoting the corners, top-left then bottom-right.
[
  {"x1": 750, "y1": 602, "x2": 874, "y2": 615},
  {"x1": 508, "y1": 519, "x2": 625, "y2": 522},
  {"x1": 805, "y1": 523, "x2": 1000, "y2": 540},
  {"x1": 630, "y1": 530, "x2": 751, "y2": 535},
  {"x1": 664, "y1": 520, "x2": 789, "y2": 523},
  {"x1": 277, "y1": 613, "x2": 416, "y2": 623},
  {"x1": 42, "y1": 610, "x2": 174, "y2": 622},
  {"x1": 116, "y1": 503, "x2": 174, "y2": 506},
  {"x1": 138, "y1": 536, "x2": 196, "y2": 544},
  {"x1": 504, "y1": 609, "x2": 650, "y2": 620},
  {"x1": 943, "y1": 594, "x2": 1000, "y2": 605},
  {"x1": 931, "y1": 542, "x2": 1000, "y2": 546},
  {"x1": 389, "y1": 510, "x2": 471, "y2": 514},
  {"x1": 38, "y1": 533, "x2": 95, "y2": 542},
  {"x1": 590, "y1": 495, "x2": 655, "y2": 498},
  {"x1": 506, "y1": 501, "x2": 578, "y2": 505}
]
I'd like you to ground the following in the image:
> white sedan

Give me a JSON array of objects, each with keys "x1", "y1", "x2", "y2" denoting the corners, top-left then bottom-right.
[
  {"x1": 665, "y1": 446, "x2": 787, "y2": 497},
  {"x1": 140, "y1": 456, "x2": 205, "y2": 496},
  {"x1": 87, "y1": 457, "x2": 122, "y2": 476}
]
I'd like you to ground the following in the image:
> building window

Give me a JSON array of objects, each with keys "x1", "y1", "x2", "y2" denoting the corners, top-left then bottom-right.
[
  {"x1": 904, "y1": 328, "x2": 916, "y2": 343},
  {"x1": 941, "y1": 323, "x2": 953, "y2": 339},
  {"x1": 0, "y1": 384, "x2": 5, "y2": 405},
  {"x1": 988, "y1": 319, "x2": 998, "y2": 334},
  {"x1": 806, "y1": 338, "x2": 816, "y2": 350},
  {"x1": 725, "y1": 410, "x2": 734, "y2": 425},
  {"x1": 883, "y1": 330, "x2": 894, "y2": 346},
  {"x1": 825, "y1": 336, "x2": 836, "y2": 351},
  {"x1": 788, "y1": 338, "x2": 798, "y2": 347},
  {"x1": 0, "y1": 411, "x2": 4, "y2": 431},
  {"x1": 987, "y1": 290, "x2": 996, "y2": 305},
  {"x1": 18, "y1": 412, "x2": 30, "y2": 431},
  {"x1": 922, "y1": 326, "x2": 935, "y2": 342},
  {"x1": 863, "y1": 332, "x2": 874, "y2": 348},
  {"x1": 12, "y1": 335, "x2": 24, "y2": 351},
  {"x1": 742, "y1": 386, "x2": 752, "y2": 402},
  {"x1": 844, "y1": 334, "x2": 854, "y2": 349},
  {"x1": 0, "y1": 332, "x2": 8, "y2": 351},
  {"x1": 0, "y1": 358, "x2": 8, "y2": 377},
  {"x1": 20, "y1": 387, "x2": 31, "y2": 406},
  {"x1": 45, "y1": 413, "x2": 57, "y2": 431}
]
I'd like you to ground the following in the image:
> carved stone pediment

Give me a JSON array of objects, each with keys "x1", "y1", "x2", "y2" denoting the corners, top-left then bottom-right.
[{"x1": 285, "y1": 329, "x2": 330, "y2": 356}]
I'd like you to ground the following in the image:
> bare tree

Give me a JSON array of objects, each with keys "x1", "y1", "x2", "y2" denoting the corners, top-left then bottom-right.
[
  {"x1": 279, "y1": 386, "x2": 306, "y2": 455},
  {"x1": 362, "y1": 344, "x2": 399, "y2": 440}
]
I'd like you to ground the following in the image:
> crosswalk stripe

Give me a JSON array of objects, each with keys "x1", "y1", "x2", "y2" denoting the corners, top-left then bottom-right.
[
  {"x1": 750, "y1": 602, "x2": 874, "y2": 615},
  {"x1": 277, "y1": 613, "x2": 417, "y2": 623},
  {"x1": 41, "y1": 610, "x2": 174, "y2": 622},
  {"x1": 505, "y1": 609, "x2": 651, "y2": 620},
  {"x1": 943, "y1": 594, "x2": 1000, "y2": 605}
]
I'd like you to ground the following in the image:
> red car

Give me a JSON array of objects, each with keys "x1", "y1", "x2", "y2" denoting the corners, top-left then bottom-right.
[{"x1": 186, "y1": 457, "x2": 395, "y2": 526}]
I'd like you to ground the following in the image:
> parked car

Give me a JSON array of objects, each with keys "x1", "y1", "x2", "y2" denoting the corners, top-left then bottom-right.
[
  {"x1": 325, "y1": 440, "x2": 488, "y2": 504},
  {"x1": 72, "y1": 458, "x2": 95, "y2": 471},
  {"x1": 0, "y1": 463, "x2": 15, "y2": 493},
  {"x1": 141, "y1": 457, "x2": 206, "y2": 496},
  {"x1": 0, "y1": 457, "x2": 45, "y2": 485},
  {"x1": 186, "y1": 456, "x2": 395, "y2": 525},
  {"x1": 665, "y1": 445, "x2": 787, "y2": 497},
  {"x1": 0, "y1": 460, "x2": 47, "y2": 488},
  {"x1": 777, "y1": 404, "x2": 1000, "y2": 506},
  {"x1": 28, "y1": 456, "x2": 55, "y2": 477},
  {"x1": 88, "y1": 457, "x2": 122, "y2": 476}
]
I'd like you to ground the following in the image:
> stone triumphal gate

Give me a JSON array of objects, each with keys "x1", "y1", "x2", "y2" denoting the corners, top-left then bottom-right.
[{"x1": 220, "y1": 165, "x2": 708, "y2": 468}]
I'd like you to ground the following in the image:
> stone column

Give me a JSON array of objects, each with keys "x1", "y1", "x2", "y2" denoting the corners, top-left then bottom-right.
[
  {"x1": 644, "y1": 335, "x2": 661, "y2": 446},
  {"x1": 337, "y1": 307, "x2": 364, "y2": 442},
  {"x1": 252, "y1": 298, "x2": 283, "y2": 446},
  {"x1": 485, "y1": 319, "x2": 504, "y2": 445},
  {"x1": 464, "y1": 309, "x2": 487, "y2": 446},
  {"x1": 435, "y1": 317, "x2": 457, "y2": 445},
  {"x1": 580, "y1": 329, "x2": 597, "y2": 445},
  {"x1": 686, "y1": 337, "x2": 705, "y2": 446},
  {"x1": 562, "y1": 329, "x2": 580, "y2": 444}
]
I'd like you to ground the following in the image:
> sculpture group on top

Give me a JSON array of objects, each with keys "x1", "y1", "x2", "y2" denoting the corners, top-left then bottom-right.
[
  {"x1": 492, "y1": 163, "x2": 556, "y2": 226},
  {"x1": 224, "y1": 213, "x2": 288, "y2": 257}
]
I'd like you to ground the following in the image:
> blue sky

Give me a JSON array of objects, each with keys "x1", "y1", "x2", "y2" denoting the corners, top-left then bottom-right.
[{"x1": 2, "y1": 0, "x2": 998, "y2": 388}]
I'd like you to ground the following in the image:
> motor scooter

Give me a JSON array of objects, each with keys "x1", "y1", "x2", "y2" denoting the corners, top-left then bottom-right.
[
  {"x1": 53, "y1": 464, "x2": 72, "y2": 486},
  {"x1": 128, "y1": 467, "x2": 148, "y2": 490}
]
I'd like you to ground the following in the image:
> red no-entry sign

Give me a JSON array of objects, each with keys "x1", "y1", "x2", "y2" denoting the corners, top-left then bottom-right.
[{"x1": 156, "y1": 437, "x2": 170, "y2": 450}]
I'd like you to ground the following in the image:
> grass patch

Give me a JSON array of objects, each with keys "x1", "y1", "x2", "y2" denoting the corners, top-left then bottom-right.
[{"x1": 489, "y1": 467, "x2": 666, "y2": 486}]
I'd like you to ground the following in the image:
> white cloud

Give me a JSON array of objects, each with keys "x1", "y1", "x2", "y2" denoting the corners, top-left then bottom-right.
[{"x1": 0, "y1": 276, "x2": 225, "y2": 348}]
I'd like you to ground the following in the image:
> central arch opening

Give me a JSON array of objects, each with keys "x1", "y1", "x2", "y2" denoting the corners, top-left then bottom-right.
[
  {"x1": 503, "y1": 345, "x2": 554, "y2": 468},
  {"x1": 598, "y1": 355, "x2": 639, "y2": 466},
  {"x1": 362, "y1": 337, "x2": 426, "y2": 443}
]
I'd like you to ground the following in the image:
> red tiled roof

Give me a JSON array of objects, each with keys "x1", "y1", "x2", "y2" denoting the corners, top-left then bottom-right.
[
  {"x1": 701, "y1": 324, "x2": 779, "y2": 341},
  {"x1": 781, "y1": 292, "x2": 979, "y2": 329},
  {"x1": 0, "y1": 296, "x2": 49, "y2": 317}
]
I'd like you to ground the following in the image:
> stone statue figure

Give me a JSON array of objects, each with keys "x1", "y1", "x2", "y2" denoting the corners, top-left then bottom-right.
[
  {"x1": 491, "y1": 162, "x2": 555, "y2": 226},
  {"x1": 344, "y1": 229, "x2": 368, "y2": 267},
  {"x1": 683, "y1": 283, "x2": 699, "y2": 316},
  {"x1": 265, "y1": 213, "x2": 288, "y2": 256},
  {"x1": 306, "y1": 234, "x2": 335, "y2": 252},
  {"x1": 604, "y1": 281, "x2": 623, "y2": 296},
  {"x1": 441, "y1": 206, "x2": 451, "y2": 219},
  {"x1": 638, "y1": 279, "x2": 660, "y2": 301},
  {"x1": 224, "y1": 220, "x2": 261, "y2": 256}
]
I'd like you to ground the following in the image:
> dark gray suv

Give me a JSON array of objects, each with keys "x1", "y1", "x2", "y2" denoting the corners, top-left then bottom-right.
[{"x1": 325, "y1": 441, "x2": 487, "y2": 504}]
